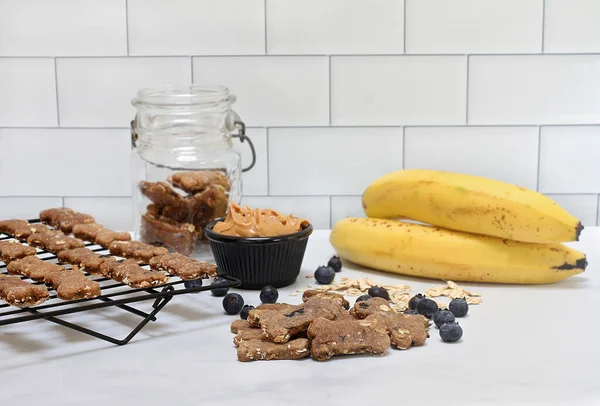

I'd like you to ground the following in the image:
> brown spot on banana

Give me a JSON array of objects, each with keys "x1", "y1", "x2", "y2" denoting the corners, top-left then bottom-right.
[
  {"x1": 575, "y1": 222, "x2": 584, "y2": 241},
  {"x1": 552, "y1": 257, "x2": 588, "y2": 271}
]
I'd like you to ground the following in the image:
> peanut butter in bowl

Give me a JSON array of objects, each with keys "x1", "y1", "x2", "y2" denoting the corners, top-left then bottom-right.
[
  {"x1": 205, "y1": 203, "x2": 313, "y2": 289},
  {"x1": 212, "y1": 203, "x2": 310, "y2": 238}
]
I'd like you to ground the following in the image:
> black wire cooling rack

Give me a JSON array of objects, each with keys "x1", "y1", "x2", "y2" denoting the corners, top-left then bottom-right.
[{"x1": 0, "y1": 219, "x2": 240, "y2": 345}]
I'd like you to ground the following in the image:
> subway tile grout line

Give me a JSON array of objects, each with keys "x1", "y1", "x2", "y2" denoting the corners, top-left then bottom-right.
[
  {"x1": 465, "y1": 55, "x2": 470, "y2": 124},
  {"x1": 125, "y1": 0, "x2": 130, "y2": 56},
  {"x1": 263, "y1": 0, "x2": 268, "y2": 54},
  {"x1": 536, "y1": 126, "x2": 542, "y2": 192},
  {"x1": 266, "y1": 128, "x2": 271, "y2": 195},
  {"x1": 0, "y1": 196, "x2": 132, "y2": 199},
  {"x1": 190, "y1": 57, "x2": 194, "y2": 83},
  {"x1": 240, "y1": 195, "x2": 339, "y2": 198},
  {"x1": 62, "y1": 196, "x2": 133, "y2": 199},
  {"x1": 321, "y1": 193, "x2": 600, "y2": 198},
  {"x1": 596, "y1": 194, "x2": 600, "y2": 226},
  {"x1": 541, "y1": 0, "x2": 546, "y2": 53},
  {"x1": 2, "y1": 53, "x2": 600, "y2": 59},
  {"x1": 53, "y1": 58, "x2": 60, "y2": 126},
  {"x1": 329, "y1": 196, "x2": 333, "y2": 229},
  {"x1": 0, "y1": 127, "x2": 131, "y2": 130},
  {"x1": 3, "y1": 124, "x2": 600, "y2": 131},
  {"x1": 2, "y1": 193, "x2": 594, "y2": 199},
  {"x1": 401, "y1": 126, "x2": 406, "y2": 169},
  {"x1": 217, "y1": 193, "x2": 600, "y2": 198},
  {"x1": 403, "y1": 0, "x2": 407, "y2": 53},
  {"x1": 328, "y1": 56, "x2": 332, "y2": 125},
  {"x1": 0, "y1": 196, "x2": 63, "y2": 199}
]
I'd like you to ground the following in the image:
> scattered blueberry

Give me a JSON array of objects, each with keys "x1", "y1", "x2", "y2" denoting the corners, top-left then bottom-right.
[
  {"x1": 416, "y1": 298, "x2": 439, "y2": 319},
  {"x1": 403, "y1": 309, "x2": 419, "y2": 315},
  {"x1": 239, "y1": 305, "x2": 255, "y2": 320},
  {"x1": 368, "y1": 286, "x2": 390, "y2": 301},
  {"x1": 439, "y1": 322, "x2": 463, "y2": 343},
  {"x1": 327, "y1": 256, "x2": 343, "y2": 272},
  {"x1": 210, "y1": 277, "x2": 229, "y2": 297},
  {"x1": 223, "y1": 293, "x2": 244, "y2": 315},
  {"x1": 314, "y1": 266, "x2": 335, "y2": 284},
  {"x1": 433, "y1": 309, "x2": 455, "y2": 328},
  {"x1": 260, "y1": 285, "x2": 279, "y2": 304},
  {"x1": 408, "y1": 293, "x2": 425, "y2": 310},
  {"x1": 449, "y1": 298, "x2": 469, "y2": 317},
  {"x1": 183, "y1": 278, "x2": 203, "y2": 293},
  {"x1": 355, "y1": 294, "x2": 372, "y2": 303}
]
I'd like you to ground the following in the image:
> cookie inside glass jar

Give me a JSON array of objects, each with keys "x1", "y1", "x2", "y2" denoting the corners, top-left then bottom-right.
[
  {"x1": 138, "y1": 170, "x2": 230, "y2": 256},
  {"x1": 130, "y1": 85, "x2": 255, "y2": 259}
]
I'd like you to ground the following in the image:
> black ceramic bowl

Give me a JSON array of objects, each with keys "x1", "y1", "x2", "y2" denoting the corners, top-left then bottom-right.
[{"x1": 204, "y1": 218, "x2": 313, "y2": 289}]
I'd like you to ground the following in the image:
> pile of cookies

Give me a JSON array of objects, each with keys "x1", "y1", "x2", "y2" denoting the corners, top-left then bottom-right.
[
  {"x1": 138, "y1": 170, "x2": 230, "y2": 255},
  {"x1": 230, "y1": 290, "x2": 430, "y2": 362},
  {"x1": 0, "y1": 207, "x2": 219, "y2": 308}
]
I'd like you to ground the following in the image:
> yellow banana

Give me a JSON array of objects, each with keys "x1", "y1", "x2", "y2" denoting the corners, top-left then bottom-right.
[
  {"x1": 330, "y1": 217, "x2": 587, "y2": 284},
  {"x1": 362, "y1": 169, "x2": 582, "y2": 244}
]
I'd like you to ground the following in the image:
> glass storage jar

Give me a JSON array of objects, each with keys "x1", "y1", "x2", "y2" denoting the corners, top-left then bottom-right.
[{"x1": 130, "y1": 85, "x2": 255, "y2": 260}]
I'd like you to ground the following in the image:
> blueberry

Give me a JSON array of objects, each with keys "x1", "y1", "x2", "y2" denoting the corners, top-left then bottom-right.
[
  {"x1": 210, "y1": 277, "x2": 229, "y2": 297},
  {"x1": 223, "y1": 293, "x2": 244, "y2": 315},
  {"x1": 368, "y1": 286, "x2": 390, "y2": 301},
  {"x1": 403, "y1": 309, "x2": 419, "y2": 315},
  {"x1": 327, "y1": 256, "x2": 343, "y2": 272},
  {"x1": 259, "y1": 285, "x2": 279, "y2": 304},
  {"x1": 408, "y1": 293, "x2": 425, "y2": 310},
  {"x1": 355, "y1": 294, "x2": 372, "y2": 303},
  {"x1": 314, "y1": 266, "x2": 335, "y2": 285},
  {"x1": 416, "y1": 298, "x2": 439, "y2": 319},
  {"x1": 439, "y1": 322, "x2": 463, "y2": 343},
  {"x1": 183, "y1": 278, "x2": 203, "y2": 293},
  {"x1": 433, "y1": 309, "x2": 455, "y2": 328},
  {"x1": 449, "y1": 298, "x2": 469, "y2": 317},
  {"x1": 239, "y1": 305, "x2": 255, "y2": 320}
]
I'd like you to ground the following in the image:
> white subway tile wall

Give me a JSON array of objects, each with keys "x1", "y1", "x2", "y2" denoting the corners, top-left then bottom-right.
[
  {"x1": 268, "y1": 127, "x2": 403, "y2": 195},
  {"x1": 0, "y1": 0, "x2": 599, "y2": 229},
  {"x1": 0, "y1": 0, "x2": 127, "y2": 57},
  {"x1": 234, "y1": 128, "x2": 269, "y2": 196},
  {"x1": 0, "y1": 197, "x2": 63, "y2": 220},
  {"x1": 544, "y1": 0, "x2": 600, "y2": 53},
  {"x1": 0, "y1": 129, "x2": 131, "y2": 197},
  {"x1": 538, "y1": 126, "x2": 600, "y2": 194},
  {"x1": 468, "y1": 55, "x2": 600, "y2": 125},
  {"x1": 330, "y1": 196, "x2": 365, "y2": 226},
  {"x1": 128, "y1": 0, "x2": 265, "y2": 56},
  {"x1": 545, "y1": 194, "x2": 599, "y2": 228},
  {"x1": 0, "y1": 58, "x2": 57, "y2": 127},
  {"x1": 405, "y1": 0, "x2": 543, "y2": 54},
  {"x1": 331, "y1": 56, "x2": 467, "y2": 125},
  {"x1": 404, "y1": 126, "x2": 539, "y2": 190},
  {"x1": 63, "y1": 197, "x2": 134, "y2": 230},
  {"x1": 266, "y1": 0, "x2": 404, "y2": 55},
  {"x1": 192, "y1": 56, "x2": 329, "y2": 126},
  {"x1": 57, "y1": 57, "x2": 191, "y2": 127}
]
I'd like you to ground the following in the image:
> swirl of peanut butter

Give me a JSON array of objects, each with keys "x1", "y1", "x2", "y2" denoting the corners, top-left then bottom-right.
[{"x1": 212, "y1": 203, "x2": 310, "y2": 237}]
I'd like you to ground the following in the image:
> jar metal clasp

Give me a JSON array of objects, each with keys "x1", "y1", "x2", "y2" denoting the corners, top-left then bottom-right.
[
  {"x1": 231, "y1": 120, "x2": 256, "y2": 173},
  {"x1": 130, "y1": 118, "x2": 139, "y2": 148}
]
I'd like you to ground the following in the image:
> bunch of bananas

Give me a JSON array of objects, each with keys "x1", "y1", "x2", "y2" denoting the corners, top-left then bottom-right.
[{"x1": 330, "y1": 169, "x2": 587, "y2": 284}]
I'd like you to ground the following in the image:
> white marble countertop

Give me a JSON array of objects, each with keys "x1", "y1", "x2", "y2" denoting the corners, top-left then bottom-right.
[{"x1": 1, "y1": 229, "x2": 599, "y2": 406}]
